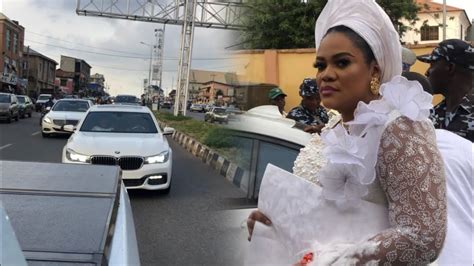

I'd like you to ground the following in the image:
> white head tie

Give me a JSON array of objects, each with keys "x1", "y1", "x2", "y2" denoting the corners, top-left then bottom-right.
[{"x1": 315, "y1": 0, "x2": 402, "y2": 83}]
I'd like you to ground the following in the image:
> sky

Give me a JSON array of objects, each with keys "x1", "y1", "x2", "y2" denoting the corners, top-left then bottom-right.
[
  {"x1": 1, "y1": 0, "x2": 245, "y2": 97},
  {"x1": 0, "y1": 0, "x2": 472, "y2": 97}
]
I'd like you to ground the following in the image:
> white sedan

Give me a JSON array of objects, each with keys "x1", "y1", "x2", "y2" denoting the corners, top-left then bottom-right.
[
  {"x1": 41, "y1": 99, "x2": 92, "y2": 137},
  {"x1": 61, "y1": 104, "x2": 174, "y2": 192}
]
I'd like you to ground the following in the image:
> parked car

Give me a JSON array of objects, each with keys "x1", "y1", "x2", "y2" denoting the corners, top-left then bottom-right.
[
  {"x1": 0, "y1": 160, "x2": 140, "y2": 265},
  {"x1": 16, "y1": 95, "x2": 34, "y2": 118},
  {"x1": 204, "y1": 104, "x2": 215, "y2": 112},
  {"x1": 62, "y1": 104, "x2": 175, "y2": 192},
  {"x1": 41, "y1": 99, "x2": 92, "y2": 137},
  {"x1": 204, "y1": 107, "x2": 229, "y2": 124},
  {"x1": 35, "y1": 94, "x2": 52, "y2": 112},
  {"x1": 114, "y1": 94, "x2": 140, "y2": 105},
  {"x1": 0, "y1": 93, "x2": 20, "y2": 123},
  {"x1": 226, "y1": 105, "x2": 312, "y2": 198},
  {"x1": 190, "y1": 103, "x2": 205, "y2": 112},
  {"x1": 161, "y1": 101, "x2": 172, "y2": 109}
]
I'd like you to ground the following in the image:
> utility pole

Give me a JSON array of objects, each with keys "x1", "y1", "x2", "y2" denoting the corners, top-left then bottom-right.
[
  {"x1": 76, "y1": 0, "x2": 246, "y2": 116},
  {"x1": 442, "y1": 0, "x2": 447, "y2": 40}
]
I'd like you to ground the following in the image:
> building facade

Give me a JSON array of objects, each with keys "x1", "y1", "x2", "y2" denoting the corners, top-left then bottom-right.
[
  {"x1": 0, "y1": 13, "x2": 25, "y2": 94},
  {"x1": 88, "y1": 73, "x2": 105, "y2": 95},
  {"x1": 197, "y1": 81, "x2": 236, "y2": 106},
  {"x1": 59, "y1": 55, "x2": 91, "y2": 94},
  {"x1": 401, "y1": 0, "x2": 472, "y2": 45},
  {"x1": 24, "y1": 47, "x2": 57, "y2": 98}
]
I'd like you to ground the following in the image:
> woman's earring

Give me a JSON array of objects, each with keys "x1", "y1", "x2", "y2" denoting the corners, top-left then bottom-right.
[{"x1": 370, "y1": 77, "x2": 380, "y2": 95}]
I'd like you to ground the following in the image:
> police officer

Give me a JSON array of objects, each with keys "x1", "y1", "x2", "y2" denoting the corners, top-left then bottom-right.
[
  {"x1": 418, "y1": 39, "x2": 473, "y2": 142},
  {"x1": 287, "y1": 78, "x2": 329, "y2": 134}
]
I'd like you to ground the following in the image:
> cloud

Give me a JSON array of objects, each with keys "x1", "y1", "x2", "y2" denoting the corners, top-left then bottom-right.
[{"x1": 3, "y1": 0, "x2": 241, "y2": 96}]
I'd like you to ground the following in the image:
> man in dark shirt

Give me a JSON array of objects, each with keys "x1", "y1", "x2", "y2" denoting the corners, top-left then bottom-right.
[
  {"x1": 417, "y1": 39, "x2": 473, "y2": 142},
  {"x1": 268, "y1": 87, "x2": 287, "y2": 117},
  {"x1": 287, "y1": 78, "x2": 329, "y2": 134}
]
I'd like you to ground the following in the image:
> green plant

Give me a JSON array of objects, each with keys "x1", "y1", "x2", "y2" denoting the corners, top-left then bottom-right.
[{"x1": 203, "y1": 128, "x2": 234, "y2": 148}]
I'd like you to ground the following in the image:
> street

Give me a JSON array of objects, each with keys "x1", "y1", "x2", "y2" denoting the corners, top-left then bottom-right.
[
  {"x1": 0, "y1": 112, "x2": 254, "y2": 265},
  {"x1": 160, "y1": 106, "x2": 206, "y2": 121}
]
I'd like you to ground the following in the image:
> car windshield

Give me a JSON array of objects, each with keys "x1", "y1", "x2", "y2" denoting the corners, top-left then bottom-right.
[
  {"x1": 0, "y1": 94, "x2": 10, "y2": 103},
  {"x1": 214, "y1": 108, "x2": 226, "y2": 114},
  {"x1": 38, "y1": 95, "x2": 50, "y2": 101},
  {"x1": 80, "y1": 111, "x2": 158, "y2": 133},
  {"x1": 115, "y1": 95, "x2": 138, "y2": 103},
  {"x1": 52, "y1": 101, "x2": 90, "y2": 112},
  {"x1": 17, "y1": 96, "x2": 25, "y2": 103}
]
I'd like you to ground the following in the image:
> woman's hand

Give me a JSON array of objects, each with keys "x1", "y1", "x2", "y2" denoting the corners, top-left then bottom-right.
[
  {"x1": 247, "y1": 210, "x2": 272, "y2": 241},
  {"x1": 304, "y1": 124, "x2": 325, "y2": 134}
]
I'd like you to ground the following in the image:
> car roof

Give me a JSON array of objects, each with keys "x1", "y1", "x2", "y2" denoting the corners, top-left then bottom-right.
[
  {"x1": 56, "y1": 99, "x2": 90, "y2": 103},
  {"x1": 88, "y1": 104, "x2": 150, "y2": 113},
  {"x1": 0, "y1": 92, "x2": 13, "y2": 95},
  {"x1": 227, "y1": 105, "x2": 311, "y2": 146}
]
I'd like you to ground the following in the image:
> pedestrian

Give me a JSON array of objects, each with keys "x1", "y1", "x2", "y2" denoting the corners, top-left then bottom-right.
[
  {"x1": 286, "y1": 78, "x2": 329, "y2": 134},
  {"x1": 418, "y1": 39, "x2": 474, "y2": 142},
  {"x1": 401, "y1": 46, "x2": 416, "y2": 72},
  {"x1": 401, "y1": 71, "x2": 432, "y2": 94},
  {"x1": 246, "y1": 0, "x2": 448, "y2": 264},
  {"x1": 268, "y1": 87, "x2": 287, "y2": 117}
]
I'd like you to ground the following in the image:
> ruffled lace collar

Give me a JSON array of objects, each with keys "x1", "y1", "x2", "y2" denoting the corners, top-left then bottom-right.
[{"x1": 318, "y1": 76, "x2": 433, "y2": 205}]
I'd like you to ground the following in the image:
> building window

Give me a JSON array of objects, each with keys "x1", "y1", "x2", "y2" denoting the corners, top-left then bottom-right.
[
  {"x1": 5, "y1": 29, "x2": 11, "y2": 51},
  {"x1": 13, "y1": 33, "x2": 18, "y2": 53},
  {"x1": 420, "y1": 25, "x2": 439, "y2": 41},
  {"x1": 60, "y1": 79, "x2": 67, "y2": 86}
]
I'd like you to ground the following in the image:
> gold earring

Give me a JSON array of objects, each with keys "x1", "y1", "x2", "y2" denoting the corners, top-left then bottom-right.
[{"x1": 370, "y1": 77, "x2": 380, "y2": 95}]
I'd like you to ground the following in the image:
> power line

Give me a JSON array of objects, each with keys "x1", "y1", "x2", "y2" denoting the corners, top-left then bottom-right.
[
  {"x1": 26, "y1": 30, "x2": 147, "y2": 56},
  {"x1": 26, "y1": 39, "x2": 239, "y2": 61}
]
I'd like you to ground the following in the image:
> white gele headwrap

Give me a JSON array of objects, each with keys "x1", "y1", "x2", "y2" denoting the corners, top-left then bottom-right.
[{"x1": 315, "y1": 0, "x2": 402, "y2": 84}]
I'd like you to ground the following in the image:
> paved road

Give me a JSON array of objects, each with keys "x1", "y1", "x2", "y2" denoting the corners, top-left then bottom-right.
[
  {"x1": 0, "y1": 111, "x2": 255, "y2": 265},
  {"x1": 160, "y1": 107, "x2": 205, "y2": 121}
]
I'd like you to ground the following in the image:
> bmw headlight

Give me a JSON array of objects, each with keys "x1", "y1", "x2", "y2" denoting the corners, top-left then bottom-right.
[
  {"x1": 66, "y1": 148, "x2": 90, "y2": 163},
  {"x1": 43, "y1": 116, "x2": 52, "y2": 124},
  {"x1": 145, "y1": 150, "x2": 169, "y2": 164}
]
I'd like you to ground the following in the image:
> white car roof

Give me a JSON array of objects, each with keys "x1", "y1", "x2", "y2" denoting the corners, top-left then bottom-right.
[
  {"x1": 227, "y1": 105, "x2": 311, "y2": 146},
  {"x1": 88, "y1": 104, "x2": 150, "y2": 113},
  {"x1": 56, "y1": 99, "x2": 90, "y2": 103}
]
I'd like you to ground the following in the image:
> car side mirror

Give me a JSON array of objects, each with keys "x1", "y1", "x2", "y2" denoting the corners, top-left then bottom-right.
[
  {"x1": 163, "y1": 127, "x2": 175, "y2": 136},
  {"x1": 63, "y1": 124, "x2": 76, "y2": 132},
  {"x1": 12, "y1": 102, "x2": 16, "y2": 105}
]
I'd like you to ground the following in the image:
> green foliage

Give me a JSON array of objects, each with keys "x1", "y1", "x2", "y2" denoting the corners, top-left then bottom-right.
[
  {"x1": 203, "y1": 128, "x2": 234, "y2": 148},
  {"x1": 155, "y1": 111, "x2": 191, "y2": 122},
  {"x1": 240, "y1": 0, "x2": 420, "y2": 49}
]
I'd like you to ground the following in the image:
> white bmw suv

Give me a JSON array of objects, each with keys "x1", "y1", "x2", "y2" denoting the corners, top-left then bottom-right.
[{"x1": 62, "y1": 104, "x2": 174, "y2": 192}]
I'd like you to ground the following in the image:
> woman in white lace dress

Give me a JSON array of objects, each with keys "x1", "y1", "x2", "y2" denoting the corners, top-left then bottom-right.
[{"x1": 247, "y1": 0, "x2": 447, "y2": 265}]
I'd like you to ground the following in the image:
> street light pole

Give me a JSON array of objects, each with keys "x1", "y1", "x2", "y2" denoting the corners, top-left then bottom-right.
[{"x1": 140, "y1": 41, "x2": 153, "y2": 94}]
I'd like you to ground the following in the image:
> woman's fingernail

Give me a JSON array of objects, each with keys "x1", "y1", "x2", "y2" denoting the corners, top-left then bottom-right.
[{"x1": 265, "y1": 220, "x2": 271, "y2": 225}]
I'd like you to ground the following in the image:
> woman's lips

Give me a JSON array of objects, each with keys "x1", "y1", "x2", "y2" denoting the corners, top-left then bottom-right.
[{"x1": 320, "y1": 86, "x2": 338, "y2": 96}]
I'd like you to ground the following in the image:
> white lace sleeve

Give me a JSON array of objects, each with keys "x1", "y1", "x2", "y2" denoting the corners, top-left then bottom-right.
[{"x1": 329, "y1": 116, "x2": 447, "y2": 265}]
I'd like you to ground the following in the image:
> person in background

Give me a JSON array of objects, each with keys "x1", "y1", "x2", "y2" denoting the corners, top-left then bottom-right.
[
  {"x1": 287, "y1": 78, "x2": 329, "y2": 134},
  {"x1": 402, "y1": 71, "x2": 433, "y2": 94},
  {"x1": 401, "y1": 46, "x2": 417, "y2": 72},
  {"x1": 268, "y1": 87, "x2": 287, "y2": 117},
  {"x1": 418, "y1": 39, "x2": 474, "y2": 142}
]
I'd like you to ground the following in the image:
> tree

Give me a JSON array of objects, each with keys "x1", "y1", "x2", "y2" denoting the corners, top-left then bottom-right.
[{"x1": 240, "y1": 0, "x2": 420, "y2": 49}]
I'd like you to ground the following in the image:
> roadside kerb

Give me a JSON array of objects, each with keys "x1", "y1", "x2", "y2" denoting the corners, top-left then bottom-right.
[{"x1": 158, "y1": 121, "x2": 249, "y2": 194}]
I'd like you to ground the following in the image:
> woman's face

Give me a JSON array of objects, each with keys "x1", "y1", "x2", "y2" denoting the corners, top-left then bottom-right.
[{"x1": 315, "y1": 32, "x2": 379, "y2": 118}]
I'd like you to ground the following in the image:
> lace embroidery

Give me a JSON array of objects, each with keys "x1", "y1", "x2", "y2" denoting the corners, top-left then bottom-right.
[
  {"x1": 318, "y1": 117, "x2": 447, "y2": 265},
  {"x1": 293, "y1": 134, "x2": 326, "y2": 185}
]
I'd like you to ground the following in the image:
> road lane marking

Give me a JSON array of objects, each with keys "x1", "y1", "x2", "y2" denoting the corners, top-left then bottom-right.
[
  {"x1": 0, "y1": 144, "x2": 13, "y2": 150},
  {"x1": 31, "y1": 131, "x2": 40, "y2": 136}
]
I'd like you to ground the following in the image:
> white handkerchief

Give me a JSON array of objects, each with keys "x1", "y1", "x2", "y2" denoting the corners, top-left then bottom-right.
[{"x1": 246, "y1": 164, "x2": 389, "y2": 265}]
